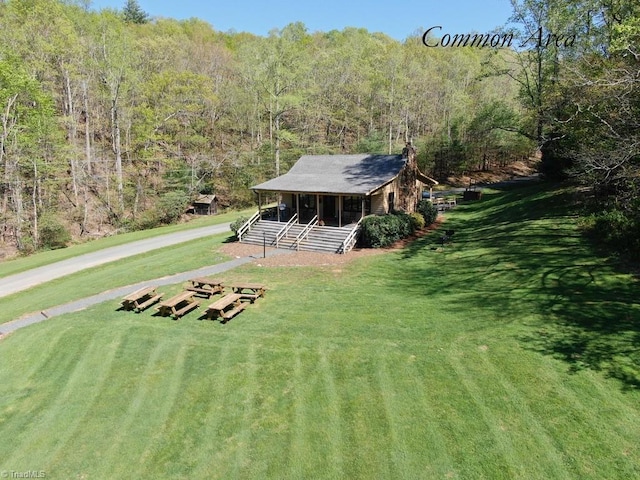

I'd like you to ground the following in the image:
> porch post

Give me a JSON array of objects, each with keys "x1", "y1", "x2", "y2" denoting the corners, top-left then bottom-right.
[
  {"x1": 258, "y1": 191, "x2": 262, "y2": 217},
  {"x1": 361, "y1": 196, "x2": 365, "y2": 220},
  {"x1": 316, "y1": 194, "x2": 320, "y2": 222},
  {"x1": 338, "y1": 196, "x2": 343, "y2": 227},
  {"x1": 296, "y1": 194, "x2": 300, "y2": 224},
  {"x1": 277, "y1": 193, "x2": 283, "y2": 222}
]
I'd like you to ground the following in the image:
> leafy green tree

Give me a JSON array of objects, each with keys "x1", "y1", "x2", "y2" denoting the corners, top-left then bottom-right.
[{"x1": 0, "y1": 55, "x2": 59, "y2": 251}]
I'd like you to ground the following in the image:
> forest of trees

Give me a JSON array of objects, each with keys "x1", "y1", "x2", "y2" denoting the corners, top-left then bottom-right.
[{"x1": 0, "y1": 0, "x2": 638, "y2": 259}]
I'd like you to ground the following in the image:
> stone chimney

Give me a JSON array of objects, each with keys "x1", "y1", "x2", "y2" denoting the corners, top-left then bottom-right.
[{"x1": 398, "y1": 142, "x2": 419, "y2": 213}]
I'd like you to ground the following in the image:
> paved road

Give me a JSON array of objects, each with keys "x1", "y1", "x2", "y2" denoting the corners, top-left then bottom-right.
[{"x1": 0, "y1": 223, "x2": 232, "y2": 298}]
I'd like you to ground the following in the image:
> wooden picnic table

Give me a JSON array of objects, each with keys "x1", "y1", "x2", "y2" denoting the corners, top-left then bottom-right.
[
  {"x1": 156, "y1": 291, "x2": 199, "y2": 319},
  {"x1": 204, "y1": 293, "x2": 247, "y2": 321},
  {"x1": 186, "y1": 277, "x2": 224, "y2": 298},
  {"x1": 120, "y1": 286, "x2": 163, "y2": 312},
  {"x1": 230, "y1": 283, "x2": 266, "y2": 303}
]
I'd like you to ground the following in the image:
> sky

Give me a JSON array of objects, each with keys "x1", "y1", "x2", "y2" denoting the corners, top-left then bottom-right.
[{"x1": 88, "y1": 0, "x2": 515, "y2": 41}]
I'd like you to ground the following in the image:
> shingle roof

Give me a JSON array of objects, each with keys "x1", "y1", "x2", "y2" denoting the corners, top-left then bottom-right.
[{"x1": 251, "y1": 154, "x2": 407, "y2": 195}]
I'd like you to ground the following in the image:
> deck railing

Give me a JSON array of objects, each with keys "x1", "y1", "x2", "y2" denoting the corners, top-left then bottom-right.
[
  {"x1": 236, "y1": 210, "x2": 261, "y2": 242},
  {"x1": 275, "y1": 213, "x2": 298, "y2": 248},
  {"x1": 338, "y1": 217, "x2": 363, "y2": 254},
  {"x1": 293, "y1": 216, "x2": 318, "y2": 251}
]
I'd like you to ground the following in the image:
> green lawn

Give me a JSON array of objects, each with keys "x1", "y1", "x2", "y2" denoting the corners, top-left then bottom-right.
[{"x1": 0, "y1": 183, "x2": 638, "y2": 479}]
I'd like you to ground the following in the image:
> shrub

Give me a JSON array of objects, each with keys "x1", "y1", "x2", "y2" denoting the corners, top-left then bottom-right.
[
  {"x1": 230, "y1": 216, "x2": 249, "y2": 237},
  {"x1": 157, "y1": 191, "x2": 190, "y2": 224},
  {"x1": 359, "y1": 213, "x2": 415, "y2": 248},
  {"x1": 132, "y1": 209, "x2": 162, "y2": 231},
  {"x1": 38, "y1": 213, "x2": 71, "y2": 249},
  {"x1": 409, "y1": 212, "x2": 426, "y2": 231},
  {"x1": 582, "y1": 208, "x2": 640, "y2": 260},
  {"x1": 417, "y1": 199, "x2": 438, "y2": 226}
]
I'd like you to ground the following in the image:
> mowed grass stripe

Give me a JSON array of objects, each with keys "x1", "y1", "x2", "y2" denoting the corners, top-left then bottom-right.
[
  {"x1": 374, "y1": 354, "x2": 411, "y2": 478},
  {"x1": 0, "y1": 322, "x2": 75, "y2": 406},
  {"x1": 232, "y1": 341, "x2": 258, "y2": 478},
  {"x1": 135, "y1": 341, "x2": 230, "y2": 478},
  {"x1": 453, "y1": 342, "x2": 574, "y2": 479},
  {"x1": 44, "y1": 328, "x2": 162, "y2": 476},
  {"x1": 335, "y1": 349, "x2": 393, "y2": 478},
  {"x1": 447, "y1": 346, "x2": 527, "y2": 478},
  {"x1": 288, "y1": 345, "x2": 308, "y2": 479},
  {"x1": 0, "y1": 325, "x2": 93, "y2": 463},
  {"x1": 407, "y1": 347, "x2": 498, "y2": 478},
  {"x1": 496, "y1": 352, "x2": 640, "y2": 478},
  {"x1": 188, "y1": 342, "x2": 235, "y2": 479},
  {"x1": 318, "y1": 341, "x2": 345, "y2": 479},
  {"x1": 389, "y1": 353, "x2": 457, "y2": 478},
  {"x1": 4, "y1": 323, "x2": 125, "y2": 470},
  {"x1": 99, "y1": 337, "x2": 186, "y2": 477},
  {"x1": 129, "y1": 342, "x2": 190, "y2": 478},
  {"x1": 282, "y1": 342, "x2": 346, "y2": 478}
]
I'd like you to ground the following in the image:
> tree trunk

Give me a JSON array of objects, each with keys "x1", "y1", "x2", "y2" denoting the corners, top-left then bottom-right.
[
  {"x1": 111, "y1": 96, "x2": 125, "y2": 214},
  {"x1": 32, "y1": 160, "x2": 39, "y2": 248},
  {"x1": 82, "y1": 80, "x2": 92, "y2": 175},
  {"x1": 64, "y1": 70, "x2": 79, "y2": 204}
]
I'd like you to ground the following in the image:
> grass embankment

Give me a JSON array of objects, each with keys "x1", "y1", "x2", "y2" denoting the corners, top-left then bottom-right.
[{"x1": 0, "y1": 183, "x2": 638, "y2": 479}]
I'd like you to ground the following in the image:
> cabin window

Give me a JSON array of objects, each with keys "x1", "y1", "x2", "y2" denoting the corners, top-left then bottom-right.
[{"x1": 343, "y1": 196, "x2": 371, "y2": 214}]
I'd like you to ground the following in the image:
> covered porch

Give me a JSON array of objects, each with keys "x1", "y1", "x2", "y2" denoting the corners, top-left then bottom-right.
[{"x1": 255, "y1": 191, "x2": 372, "y2": 227}]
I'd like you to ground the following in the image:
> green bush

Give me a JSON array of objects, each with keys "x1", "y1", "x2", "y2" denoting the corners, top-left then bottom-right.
[
  {"x1": 230, "y1": 216, "x2": 249, "y2": 236},
  {"x1": 132, "y1": 209, "x2": 162, "y2": 231},
  {"x1": 582, "y1": 208, "x2": 640, "y2": 260},
  {"x1": 409, "y1": 212, "x2": 426, "y2": 231},
  {"x1": 38, "y1": 213, "x2": 71, "y2": 249},
  {"x1": 417, "y1": 199, "x2": 438, "y2": 226},
  {"x1": 157, "y1": 191, "x2": 190, "y2": 224},
  {"x1": 360, "y1": 213, "x2": 416, "y2": 248}
]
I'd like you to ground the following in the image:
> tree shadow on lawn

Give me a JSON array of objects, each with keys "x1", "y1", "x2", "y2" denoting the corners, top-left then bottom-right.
[{"x1": 396, "y1": 182, "x2": 640, "y2": 389}]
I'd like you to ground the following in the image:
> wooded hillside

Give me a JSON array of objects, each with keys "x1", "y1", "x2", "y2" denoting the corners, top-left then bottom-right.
[{"x1": 0, "y1": 0, "x2": 531, "y2": 255}]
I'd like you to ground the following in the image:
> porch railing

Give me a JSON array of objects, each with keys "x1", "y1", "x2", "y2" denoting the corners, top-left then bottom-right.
[
  {"x1": 338, "y1": 217, "x2": 364, "y2": 254},
  {"x1": 293, "y1": 215, "x2": 318, "y2": 251},
  {"x1": 236, "y1": 210, "x2": 261, "y2": 242},
  {"x1": 275, "y1": 213, "x2": 298, "y2": 248}
]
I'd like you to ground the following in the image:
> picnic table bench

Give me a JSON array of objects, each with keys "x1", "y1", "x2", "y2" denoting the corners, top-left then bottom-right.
[
  {"x1": 156, "y1": 291, "x2": 199, "y2": 319},
  {"x1": 121, "y1": 286, "x2": 163, "y2": 312},
  {"x1": 186, "y1": 277, "x2": 224, "y2": 298},
  {"x1": 204, "y1": 293, "x2": 247, "y2": 321},
  {"x1": 230, "y1": 283, "x2": 266, "y2": 303}
]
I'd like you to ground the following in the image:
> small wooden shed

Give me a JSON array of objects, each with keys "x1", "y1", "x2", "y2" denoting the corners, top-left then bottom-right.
[{"x1": 192, "y1": 194, "x2": 218, "y2": 215}]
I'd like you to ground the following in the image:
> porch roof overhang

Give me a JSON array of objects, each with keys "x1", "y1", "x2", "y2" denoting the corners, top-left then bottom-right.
[{"x1": 417, "y1": 172, "x2": 439, "y2": 186}]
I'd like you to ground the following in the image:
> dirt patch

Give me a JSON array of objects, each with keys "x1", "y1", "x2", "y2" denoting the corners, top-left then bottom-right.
[
  {"x1": 444, "y1": 158, "x2": 540, "y2": 188},
  {"x1": 219, "y1": 216, "x2": 445, "y2": 268}
]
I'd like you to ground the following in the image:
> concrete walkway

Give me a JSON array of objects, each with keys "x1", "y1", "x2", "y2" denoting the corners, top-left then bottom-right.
[
  {"x1": 0, "y1": 223, "x2": 232, "y2": 298},
  {"x1": 0, "y1": 247, "x2": 293, "y2": 337}
]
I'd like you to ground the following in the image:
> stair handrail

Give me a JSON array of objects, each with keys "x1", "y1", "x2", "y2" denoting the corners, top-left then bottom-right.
[
  {"x1": 338, "y1": 217, "x2": 364, "y2": 254},
  {"x1": 275, "y1": 213, "x2": 298, "y2": 248},
  {"x1": 236, "y1": 210, "x2": 261, "y2": 242},
  {"x1": 293, "y1": 215, "x2": 318, "y2": 251}
]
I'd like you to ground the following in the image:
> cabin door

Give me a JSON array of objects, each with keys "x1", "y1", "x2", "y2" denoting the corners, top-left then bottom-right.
[{"x1": 321, "y1": 196, "x2": 336, "y2": 223}]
